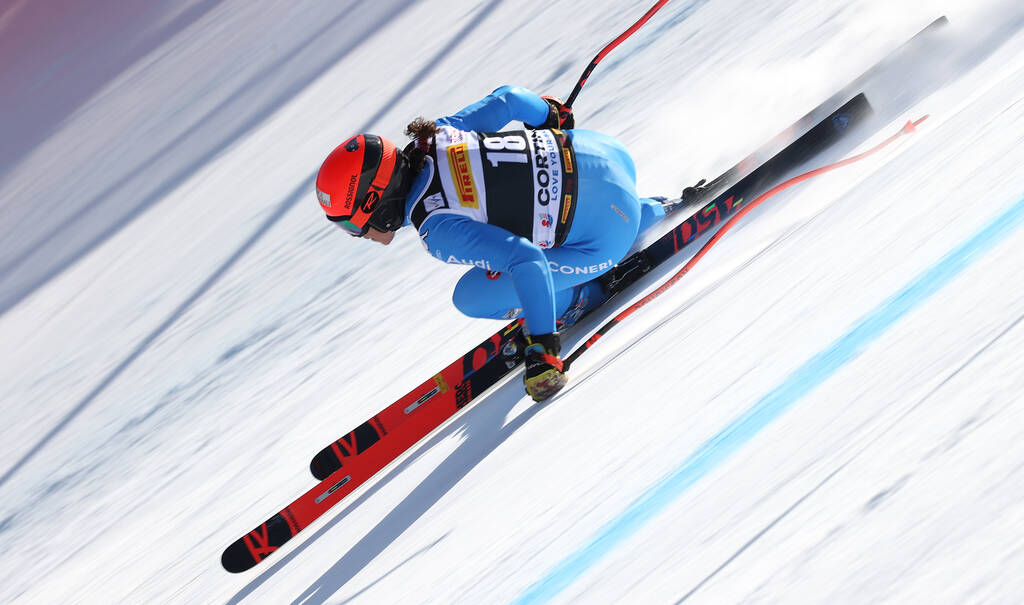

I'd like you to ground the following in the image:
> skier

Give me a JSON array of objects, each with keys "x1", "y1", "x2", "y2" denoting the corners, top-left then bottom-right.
[{"x1": 315, "y1": 86, "x2": 671, "y2": 402}]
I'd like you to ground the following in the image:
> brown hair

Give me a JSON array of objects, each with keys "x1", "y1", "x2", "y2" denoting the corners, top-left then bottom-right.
[
  {"x1": 403, "y1": 117, "x2": 437, "y2": 172},
  {"x1": 405, "y1": 116, "x2": 437, "y2": 140}
]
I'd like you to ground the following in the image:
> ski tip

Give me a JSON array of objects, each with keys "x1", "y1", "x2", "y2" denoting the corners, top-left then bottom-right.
[
  {"x1": 222, "y1": 540, "x2": 257, "y2": 573},
  {"x1": 310, "y1": 451, "x2": 341, "y2": 481}
]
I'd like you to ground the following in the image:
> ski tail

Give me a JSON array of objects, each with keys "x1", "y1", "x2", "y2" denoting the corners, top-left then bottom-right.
[
  {"x1": 572, "y1": 94, "x2": 893, "y2": 366},
  {"x1": 599, "y1": 92, "x2": 871, "y2": 298}
]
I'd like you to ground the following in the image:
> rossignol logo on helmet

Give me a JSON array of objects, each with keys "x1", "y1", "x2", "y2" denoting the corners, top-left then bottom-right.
[
  {"x1": 361, "y1": 190, "x2": 379, "y2": 214},
  {"x1": 344, "y1": 175, "x2": 358, "y2": 212},
  {"x1": 317, "y1": 188, "x2": 331, "y2": 208}
]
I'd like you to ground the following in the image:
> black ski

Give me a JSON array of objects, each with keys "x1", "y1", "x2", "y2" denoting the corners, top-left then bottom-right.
[
  {"x1": 223, "y1": 17, "x2": 947, "y2": 574},
  {"x1": 223, "y1": 92, "x2": 873, "y2": 573},
  {"x1": 306, "y1": 92, "x2": 871, "y2": 481}
]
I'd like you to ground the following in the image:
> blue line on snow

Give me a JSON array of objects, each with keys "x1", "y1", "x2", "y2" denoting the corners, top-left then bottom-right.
[{"x1": 514, "y1": 195, "x2": 1024, "y2": 604}]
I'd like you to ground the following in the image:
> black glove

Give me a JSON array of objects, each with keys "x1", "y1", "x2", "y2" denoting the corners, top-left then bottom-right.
[
  {"x1": 525, "y1": 96, "x2": 575, "y2": 130},
  {"x1": 523, "y1": 332, "x2": 568, "y2": 402}
]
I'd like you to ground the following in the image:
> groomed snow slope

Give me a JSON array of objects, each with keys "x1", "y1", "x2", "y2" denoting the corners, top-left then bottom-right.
[{"x1": 1, "y1": 1, "x2": 1023, "y2": 603}]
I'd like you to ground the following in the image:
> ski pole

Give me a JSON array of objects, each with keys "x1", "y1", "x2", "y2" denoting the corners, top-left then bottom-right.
[
  {"x1": 563, "y1": 0, "x2": 673, "y2": 109},
  {"x1": 564, "y1": 115, "x2": 930, "y2": 369}
]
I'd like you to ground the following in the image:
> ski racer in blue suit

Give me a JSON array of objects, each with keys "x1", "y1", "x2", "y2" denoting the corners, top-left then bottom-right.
[{"x1": 315, "y1": 86, "x2": 668, "y2": 401}]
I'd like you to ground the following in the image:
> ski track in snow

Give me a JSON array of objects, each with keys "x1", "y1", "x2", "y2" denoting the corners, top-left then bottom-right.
[
  {"x1": 519, "y1": 193, "x2": 1024, "y2": 603},
  {"x1": 1, "y1": 1, "x2": 1024, "y2": 603}
]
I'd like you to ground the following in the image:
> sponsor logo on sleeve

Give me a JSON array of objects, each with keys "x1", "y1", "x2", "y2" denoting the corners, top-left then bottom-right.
[
  {"x1": 443, "y1": 127, "x2": 465, "y2": 144},
  {"x1": 447, "y1": 143, "x2": 479, "y2": 209},
  {"x1": 423, "y1": 192, "x2": 445, "y2": 213}
]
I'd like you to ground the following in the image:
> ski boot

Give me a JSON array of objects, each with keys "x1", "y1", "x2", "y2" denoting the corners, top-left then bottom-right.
[{"x1": 556, "y1": 280, "x2": 610, "y2": 331}]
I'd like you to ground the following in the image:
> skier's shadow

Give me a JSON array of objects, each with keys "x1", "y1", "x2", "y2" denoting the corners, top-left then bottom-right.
[
  {"x1": 221, "y1": 10, "x2": 1024, "y2": 603},
  {"x1": 225, "y1": 376, "x2": 544, "y2": 605}
]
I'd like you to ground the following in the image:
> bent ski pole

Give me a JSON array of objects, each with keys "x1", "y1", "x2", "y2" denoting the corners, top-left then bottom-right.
[
  {"x1": 564, "y1": 0, "x2": 673, "y2": 109},
  {"x1": 564, "y1": 116, "x2": 929, "y2": 369}
]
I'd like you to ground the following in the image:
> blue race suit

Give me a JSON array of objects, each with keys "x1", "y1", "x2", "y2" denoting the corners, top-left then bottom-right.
[{"x1": 404, "y1": 86, "x2": 665, "y2": 335}]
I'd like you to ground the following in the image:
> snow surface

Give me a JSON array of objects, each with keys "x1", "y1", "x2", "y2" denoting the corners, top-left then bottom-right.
[{"x1": 2, "y1": 0, "x2": 1024, "y2": 603}]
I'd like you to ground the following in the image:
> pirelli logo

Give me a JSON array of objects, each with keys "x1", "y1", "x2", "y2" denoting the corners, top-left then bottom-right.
[
  {"x1": 561, "y1": 194, "x2": 574, "y2": 223},
  {"x1": 447, "y1": 143, "x2": 479, "y2": 209},
  {"x1": 562, "y1": 148, "x2": 573, "y2": 173}
]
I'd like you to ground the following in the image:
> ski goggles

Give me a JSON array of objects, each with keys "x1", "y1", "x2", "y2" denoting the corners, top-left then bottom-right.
[
  {"x1": 328, "y1": 185, "x2": 387, "y2": 237},
  {"x1": 328, "y1": 189, "x2": 403, "y2": 237},
  {"x1": 333, "y1": 212, "x2": 375, "y2": 237},
  {"x1": 335, "y1": 220, "x2": 367, "y2": 236}
]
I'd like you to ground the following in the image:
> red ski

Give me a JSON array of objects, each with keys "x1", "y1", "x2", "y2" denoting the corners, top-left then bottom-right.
[
  {"x1": 221, "y1": 321, "x2": 526, "y2": 572},
  {"x1": 221, "y1": 89, "x2": 875, "y2": 572}
]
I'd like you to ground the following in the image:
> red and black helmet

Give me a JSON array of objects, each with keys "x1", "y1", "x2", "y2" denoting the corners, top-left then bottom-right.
[{"x1": 315, "y1": 134, "x2": 404, "y2": 236}]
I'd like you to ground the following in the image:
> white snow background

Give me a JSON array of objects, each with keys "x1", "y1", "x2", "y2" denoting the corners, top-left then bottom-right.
[{"x1": 1, "y1": 0, "x2": 1023, "y2": 603}]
